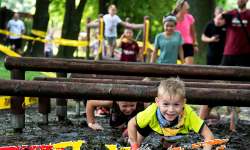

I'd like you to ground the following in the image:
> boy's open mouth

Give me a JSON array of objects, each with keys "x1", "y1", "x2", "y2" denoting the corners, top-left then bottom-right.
[{"x1": 166, "y1": 113, "x2": 176, "y2": 118}]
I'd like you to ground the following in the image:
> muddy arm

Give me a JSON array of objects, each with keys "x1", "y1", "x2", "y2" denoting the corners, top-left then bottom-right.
[
  {"x1": 86, "y1": 100, "x2": 113, "y2": 130},
  {"x1": 201, "y1": 124, "x2": 214, "y2": 150}
]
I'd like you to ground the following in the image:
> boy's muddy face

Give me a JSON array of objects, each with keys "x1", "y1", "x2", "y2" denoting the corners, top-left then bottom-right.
[
  {"x1": 117, "y1": 101, "x2": 137, "y2": 115},
  {"x1": 156, "y1": 93, "x2": 186, "y2": 121}
]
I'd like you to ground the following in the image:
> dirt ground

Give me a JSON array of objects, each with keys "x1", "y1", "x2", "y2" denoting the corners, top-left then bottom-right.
[{"x1": 0, "y1": 100, "x2": 250, "y2": 150}]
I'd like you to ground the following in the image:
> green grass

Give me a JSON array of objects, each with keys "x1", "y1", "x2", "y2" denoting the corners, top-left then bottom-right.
[{"x1": 0, "y1": 58, "x2": 50, "y2": 80}]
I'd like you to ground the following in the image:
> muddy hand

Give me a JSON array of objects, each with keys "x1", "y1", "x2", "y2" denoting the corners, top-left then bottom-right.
[{"x1": 89, "y1": 123, "x2": 104, "y2": 130}]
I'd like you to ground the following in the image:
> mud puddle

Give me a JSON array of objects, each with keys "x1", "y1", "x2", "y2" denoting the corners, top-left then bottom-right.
[{"x1": 0, "y1": 105, "x2": 249, "y2": 150}]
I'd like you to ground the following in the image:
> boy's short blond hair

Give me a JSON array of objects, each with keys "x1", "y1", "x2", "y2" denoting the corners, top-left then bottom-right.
[
  {"x1": 158, "y1": 77, "x2": 185, "y2": 99},
  {"x1": 108, "y1": 5, "x2": 116, "y2": 10}
]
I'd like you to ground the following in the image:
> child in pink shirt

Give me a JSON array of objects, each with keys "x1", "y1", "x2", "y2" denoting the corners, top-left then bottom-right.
[{"x1": 172, "y1": 0, "x2": 199, "y2": 64}]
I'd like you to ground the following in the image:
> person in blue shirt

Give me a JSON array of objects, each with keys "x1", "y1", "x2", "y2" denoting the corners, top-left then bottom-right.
[{"x1": 151, "y1": 14, "x2": 184, "y2": 64}]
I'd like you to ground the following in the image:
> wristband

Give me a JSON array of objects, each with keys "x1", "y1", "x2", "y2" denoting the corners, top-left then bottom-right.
[
  {"x1": 88, "y1": 122, "x2": 95, "y2": 127},
  {"x1": 131, "y1": 144, "x2": 139, "y2": 150},
  {"x1": 193, "y1": 41, "x2": 198, "y2": 46}
]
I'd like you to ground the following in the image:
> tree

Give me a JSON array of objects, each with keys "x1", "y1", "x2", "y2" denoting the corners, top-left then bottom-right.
[
  {"x1": 24, "y1": 0, "x2": 50, "y2": 57},
  {"x1": 56, "y1": 0, "x2": 87, "y2": 59},
  {"x1": 99, "y1": 0, "x2": 109, "y2": 15},
  {"x1": 188, "y1": 0, "x2": 215, "y2": 65}
]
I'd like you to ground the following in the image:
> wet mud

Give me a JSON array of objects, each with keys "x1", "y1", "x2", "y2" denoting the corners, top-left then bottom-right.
[{"x1": 0, "y1": 104, "x2": 250, "y2": 150}]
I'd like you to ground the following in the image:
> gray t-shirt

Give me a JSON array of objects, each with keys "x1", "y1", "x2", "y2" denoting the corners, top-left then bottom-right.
[
  {"x1": 154, "y1": 31, "x2": 184, "y2": 64},
  {"x1": 44, "y1": 35, "x2": 55, "y2": 52}
]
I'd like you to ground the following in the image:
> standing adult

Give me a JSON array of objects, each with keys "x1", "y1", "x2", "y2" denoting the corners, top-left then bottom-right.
[
  {"x1": 172, "y1": 0, "x2": 199, "y2": 64},
  {"x1": 216, "y1": 0, "x2": 250, "y2": 66},
  {"x1": 6, "y1": 12, "x2": 25, "y2": 55},
  {"x1": 199, "y1": 6, "x2": 226, "y2": 128},
  {"x1": 202, "y1": 6, "x2": 227, "y2": 65},
  {"x1": 215, "y1": 0, "x2": 250, "y2": 131}
]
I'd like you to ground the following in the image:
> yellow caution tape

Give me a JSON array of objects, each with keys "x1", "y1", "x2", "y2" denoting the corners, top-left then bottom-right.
[
  {"x1": 94, "y1": 18, "x2": 104, "y2": 61},
  {"x1": 40, "y1": 72, "x2": 57, "y2": 78},
  {"x1": 144, "y1": 20, "x2": 150, "y2": 55},
  {"x1": 0, "y1": 96, "x2": 38, "y2": 110},
  {"x1": 0, "y1": 44, "x2": 56, "y2": 77},
  {"x1": 31, "y1": 29, "x2": 47, "y2": 38},
  {"x1": 0, "y1": 44, "x2": 21, "y2": 57},
  {"x1": 0, "y1": 29, "x2": 89, "y2": 47}
]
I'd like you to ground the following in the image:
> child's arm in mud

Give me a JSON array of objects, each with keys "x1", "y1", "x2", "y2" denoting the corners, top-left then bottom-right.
[
  {"x1": 86, "y1": 100, "x2": 113, "y2": 130},
  {"x1": 200, "y1": 124, "x2": 214, "y2": 150},
  {"x1": 128, "y1": 117, "x2": 140, "y2": 150}
]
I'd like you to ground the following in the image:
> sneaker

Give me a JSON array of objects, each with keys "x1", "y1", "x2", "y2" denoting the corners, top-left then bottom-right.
[
  {"x1": 121, "y1": 129, "x2": 129, "y2": 146},
  {"x1": 95, "y1": 107, "x2": 111, "y2": 117},
  {"x1": 123, "y1": 129, "x2": 128, "y2": 137},
  {"x1": 160, "y1": 136, "x2": 164, "y2": 146},
  {"x1": 207, "y1": 113, "x2": 221, "y2": 127},
  {"x1": 103, "y1": 107, "x2": 111, "y2": 115},
  {"x1": 110, "y1": 53, "x2": 114, "y2": 58}
]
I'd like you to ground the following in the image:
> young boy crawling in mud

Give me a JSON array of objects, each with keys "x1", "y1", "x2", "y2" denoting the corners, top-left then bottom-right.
[
  {"x1": 86, "y1": 100, "x2": 150, "y2": 137},
  {"x1": 128, "y1": 77, "x2": 214, "y2": 150}
]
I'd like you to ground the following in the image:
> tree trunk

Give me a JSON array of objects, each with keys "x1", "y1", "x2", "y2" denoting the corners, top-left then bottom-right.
[
  {"x1": 188, "y1": 0, "x2": 215, "y2": 64},
  {"x1": 99, "y1": 0, "x2": 110, "y2": 15},
  {"x1": 0, "y1": 7, "x2": 14, "y2": 45},
  {"x1": 24, "y1": 0, "x2": 50, "y2": 57},
  {"x1": 56, "y1": 0, "x2": 87, "y2": 59}
]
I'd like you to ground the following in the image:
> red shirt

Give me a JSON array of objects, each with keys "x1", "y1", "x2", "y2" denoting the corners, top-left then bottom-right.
[
  {"x1": 224, "y1": 9, "x2": 250, "y2": 55},
  {"x1": 120, "y1": 40, "x2": 139, "y2": 62}
]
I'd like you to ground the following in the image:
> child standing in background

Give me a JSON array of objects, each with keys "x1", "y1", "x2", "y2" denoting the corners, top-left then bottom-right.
[
  {"x1": 103, "y1": 5, "x2": 131, "y2": 58},
  {"x1": 89, "y1": 30, "x2": 107, "y2": 57},
  {"x1": 151, "y1": 14, "x2": 184, "y2": 64},
  {"x1": 44, "y1": 28, "x2": 55, "y2": 58},
  {"x1": 117, "y1": 27, "x2": 144, "y2": 62}
]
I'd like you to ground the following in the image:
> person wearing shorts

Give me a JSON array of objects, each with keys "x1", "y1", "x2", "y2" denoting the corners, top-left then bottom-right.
[
  {"x1": 172, "y1": 0, "x2": 199, "y2": 64},
  {"x1": 199, "y1": 6, "x2": 226, "y2": 127},
  {"x1": 103, "y1": 5, "x2": 131, "y2": 58},
  {"x1": 213, "y1": 0, "x2": 250, "y2": 131},
  {"x1": 6, "y1": 13, "x2": 25, "y2": 55},
  {"x1": 202, "y1": 6, "x2": 226, "y2": 66}
]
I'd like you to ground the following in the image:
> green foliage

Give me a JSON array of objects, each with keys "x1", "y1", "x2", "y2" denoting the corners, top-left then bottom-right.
[
  {"x1": 80, "y1": 0, "x2": 99, "y2": 31},
  {"x1": 1, "y1": 0, "x2": 35, "y2": 13},
  {"x1": 216, "y1": 0, "x2": 250, "y2": 10},
  {"x1": 0, "y1": 59, "x2": 48, "y2": 80},
  {"x1": 48, "y1": 0, "x2": 66, "y2": 28},
  {"x1": 49, "y1": 0, "x2": 98, "y2": 31}
]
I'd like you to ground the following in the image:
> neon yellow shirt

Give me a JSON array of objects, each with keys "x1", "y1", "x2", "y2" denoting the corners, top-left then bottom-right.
[{"x1": 136, "y1": 103, "x2": 204, "y2": 142}]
